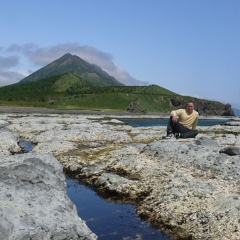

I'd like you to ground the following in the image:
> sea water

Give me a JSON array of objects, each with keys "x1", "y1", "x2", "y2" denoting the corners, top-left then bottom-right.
[{"x1": 117, "y1": 118, "x2": 231, "y2": 127}]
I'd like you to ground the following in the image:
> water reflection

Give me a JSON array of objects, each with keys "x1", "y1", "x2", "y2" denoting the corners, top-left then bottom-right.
[{"x1": 18, "y1": 139, "x2": 35, "y2": 153}]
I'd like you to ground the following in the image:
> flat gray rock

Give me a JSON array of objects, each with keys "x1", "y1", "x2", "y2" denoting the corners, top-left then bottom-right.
[{"x1": 196, "y1": 136, "x2": 218, "y2": 146}]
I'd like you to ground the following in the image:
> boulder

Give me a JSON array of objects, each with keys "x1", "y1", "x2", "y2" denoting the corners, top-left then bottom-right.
[
  {"x1": 0, "y1": 153, "x2": 97, "y2": 240},
  {"x1": 0, "y1": 128, "x2": 21, "y2": 155}
]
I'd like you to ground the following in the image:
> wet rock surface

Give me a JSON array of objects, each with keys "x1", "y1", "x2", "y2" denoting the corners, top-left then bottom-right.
[{"x1": 1, "y1": 111, "x2": 240, "y2": 240}]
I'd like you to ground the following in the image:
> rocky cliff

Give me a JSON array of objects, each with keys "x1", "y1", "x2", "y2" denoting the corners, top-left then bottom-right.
[{"x1": 170, "y1": 97, "x2": 235, "y2": 116}]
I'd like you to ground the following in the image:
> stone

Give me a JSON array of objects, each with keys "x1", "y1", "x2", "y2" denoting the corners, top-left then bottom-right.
[
  {"x1": 0, "y1": 153, "x2": 97, "y2": 240},
  {"x1": 0, "y1": 128, "x2": 21, "y2": 155},
  {"x1": 195, "y1": 136, "x2": 218, "y2": 146},
  {"x1": 219, "y1": 146, "x2": 240, "y2": 156}
]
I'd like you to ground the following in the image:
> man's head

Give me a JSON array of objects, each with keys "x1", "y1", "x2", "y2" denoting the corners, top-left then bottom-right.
[{"x1": 186, "y1": 101, "x2": 195, "y2": 114}]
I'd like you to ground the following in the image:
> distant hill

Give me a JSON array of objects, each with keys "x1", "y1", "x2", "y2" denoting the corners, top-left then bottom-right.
[
  {"x1": 0, "y1": 53, "x2": 235, "y2": 116},
  {"x1": 17, "y1": 53, "x2": 124, "y2": 87},
  {"x1": 0, "y1": 74, "x2": 234, "y2": 116},
  {"x1": 233, "y1": 108, "x2": 240, "y2": 117}
]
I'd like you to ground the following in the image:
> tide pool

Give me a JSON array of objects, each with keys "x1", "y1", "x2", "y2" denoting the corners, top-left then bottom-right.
[
  {"x1": 66, "y1": 177, "x2": 172, "y2": 240},
  {"x1": 19, "y1": 140, "x2": 172, "y2": 239}
]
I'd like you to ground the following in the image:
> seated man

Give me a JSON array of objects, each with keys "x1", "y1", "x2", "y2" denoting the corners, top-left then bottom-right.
[{"x1": 164, "y1": 101, "x2": 199, "y2": 139}]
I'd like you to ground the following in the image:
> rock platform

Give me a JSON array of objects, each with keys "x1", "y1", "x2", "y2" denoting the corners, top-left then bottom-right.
[{"x1": 0, "y1": 110, "x2": 239, "y2": 240}]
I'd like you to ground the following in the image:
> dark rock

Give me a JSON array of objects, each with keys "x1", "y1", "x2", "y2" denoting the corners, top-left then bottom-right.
[
  {"x1": 169, "y1": 98, "x2": 235, "y2": 116},
  {"x1": 127, "y1": 98, "x2": 147, "y2": 114},
  {"x1": 170, "y1": 98, "x2": 182, "y2": 107},
  {"x1": 219, "y1": 146, "x2": 240, "y2": 156},
  {"x1": 221, "y1": 104, "x2": 235, "y2": 116}
]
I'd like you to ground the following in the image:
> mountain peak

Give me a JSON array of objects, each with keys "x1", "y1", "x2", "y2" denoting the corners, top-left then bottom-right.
[{"x1": 18, "y1": 53, "x2": 124, "y2": 87}]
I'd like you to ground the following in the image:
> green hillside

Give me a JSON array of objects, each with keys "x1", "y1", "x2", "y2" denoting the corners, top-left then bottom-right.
[
  {"x1": 0, "y1": 73, "x2": 186, "y2": 112},
  {"x1": 0, "y1": 72, "x2": 233, "y2": 116},
  {"x1": 47, "y1": 93, "x2": 179, "y2": 112},
  {"x1": 0, "y1": 74, "x2": 92, "y2": 100}
]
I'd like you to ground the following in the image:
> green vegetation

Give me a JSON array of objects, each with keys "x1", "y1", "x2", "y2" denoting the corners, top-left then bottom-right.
[
  {"x1": 1, "y1": 53, "x2": 229, "y2": 115},
  {"x1": 0, "y1": 73, "x2": 193, "y2": 112}
]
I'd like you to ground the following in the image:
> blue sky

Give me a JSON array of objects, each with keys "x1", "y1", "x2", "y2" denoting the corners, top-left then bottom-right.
[{"x1": 0, "y1": 0, "x2": 239, "y2": 108}]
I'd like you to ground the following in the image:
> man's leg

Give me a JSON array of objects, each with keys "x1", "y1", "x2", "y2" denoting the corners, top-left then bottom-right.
[
  {"x1": 173, "y1": 122, "x2": 198, "y2": 139},
  {"x1": 166, "y1": 117, "x2": 174, "y2": 134},
  {"x1": 183, "y1": 130, "x2": 198, "y2": 138},
  {"x1": 163, "y1": 117, "x2": 174, "y2": 139}
]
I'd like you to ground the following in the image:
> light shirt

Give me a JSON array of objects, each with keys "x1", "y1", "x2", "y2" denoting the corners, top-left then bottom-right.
[{"x1": 171, "y1": 109, "x2": 199, "y2": 130}]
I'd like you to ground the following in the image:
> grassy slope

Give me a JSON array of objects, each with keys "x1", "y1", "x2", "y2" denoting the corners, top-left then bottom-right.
[
  {"x1": 10, "y1": 93, "x2": 186, "y2": 112},
  {"x1": 0, "y1": 74, "x2": 191, "y2": 112}
]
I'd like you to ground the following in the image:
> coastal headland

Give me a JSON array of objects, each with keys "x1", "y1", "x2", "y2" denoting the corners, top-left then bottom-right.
[{"x1": 0, "y1": 106, "x2": 239, "y2": 239}]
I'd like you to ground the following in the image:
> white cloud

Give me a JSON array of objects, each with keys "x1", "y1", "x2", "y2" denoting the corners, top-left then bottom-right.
[
  {"x1": 2, "y1": 43, "x2": 149, "y2": 86},
  {"x1": 0, "y1": 70, "x2": 25, "y2": 86},
  {"x1": 0, "y1": 54, "x2": 23, "y2": 85},
  {"x1": 0, "y1": 55, "x2": 19, "y2": 70}
]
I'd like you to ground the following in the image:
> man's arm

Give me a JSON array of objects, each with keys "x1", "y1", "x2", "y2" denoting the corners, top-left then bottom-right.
[
  {"x1": 170, "y1": 110, "x2": 178, "y2": 122},
  {"x1": 170, "y1": 110, "x2": 182, "y2": 122}
]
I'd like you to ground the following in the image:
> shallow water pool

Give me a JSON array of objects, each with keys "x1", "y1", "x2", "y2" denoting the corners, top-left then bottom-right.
[
  {"x1": 19, "y1": 140, "x2": 172, "y2": 239},
  {"x1": 66, "y1": 176, "x2": 172, "y2": 240}
]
